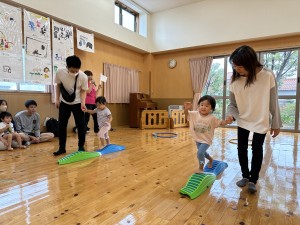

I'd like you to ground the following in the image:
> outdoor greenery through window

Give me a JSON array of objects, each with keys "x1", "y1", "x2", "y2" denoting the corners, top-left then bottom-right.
[
  {"x1": 115, "y1": 1, "x2": 138, "y2": 32},
  {"x1": 203, "y1": 48, "x2": 300, "y2": 132}
]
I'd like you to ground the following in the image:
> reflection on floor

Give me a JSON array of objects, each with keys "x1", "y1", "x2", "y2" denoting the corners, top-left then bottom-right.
[{"x1": 0, "y1": 127, "x2": 299, "y2": 224}]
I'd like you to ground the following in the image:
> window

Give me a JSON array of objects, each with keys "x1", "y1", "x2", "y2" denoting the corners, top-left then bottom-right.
[
  {"x1": 0, "y1": 48, "x2": 48, "y2": 92},
  {"x1": 115, "y1": 1, "x2": 138, "y2": 32},
  {"x1": 261, "y1": 49, "x2": 299, "y2": 130},
  {"x1": 204, "y1": 48, "x2": 300, "y2": 132}
]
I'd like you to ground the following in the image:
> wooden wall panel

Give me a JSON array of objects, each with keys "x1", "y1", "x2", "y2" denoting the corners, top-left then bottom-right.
[
  {"x1": 151, "y1": 34, "x2": 300, "y2": 99},
  {"x1": 1, "y1": 34, "x2": 300, "y2": 128}
]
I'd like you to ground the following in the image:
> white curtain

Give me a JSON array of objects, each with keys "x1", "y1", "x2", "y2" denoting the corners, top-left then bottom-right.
[
  {"x1": 189, "y1": 56, "x2": 213, "y2": 110},
  {"x1": 103, "y1": 63, "x2": 139, "y2": 103}
]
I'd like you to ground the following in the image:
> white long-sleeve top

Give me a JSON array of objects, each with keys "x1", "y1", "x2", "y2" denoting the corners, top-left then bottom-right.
[{"x1": 227, "y1": 68, "x2": 282, "y2": 134}]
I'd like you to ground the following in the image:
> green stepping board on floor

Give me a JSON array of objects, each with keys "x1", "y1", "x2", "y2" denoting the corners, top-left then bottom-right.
[
  {"x1": 58, "y1": 151, "x2": 101, "y2": 165},
  {"x1": 180, "y1": 173, "x2": 216, "y2": 199}
]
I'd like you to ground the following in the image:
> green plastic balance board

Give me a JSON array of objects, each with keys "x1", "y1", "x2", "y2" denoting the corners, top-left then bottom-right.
[
  {"x1": 58, "y1": 151, "x2": 101, "y2": 165},
  {"x1": 180, "y1": 173, "x2": 216, "y2": 199}
]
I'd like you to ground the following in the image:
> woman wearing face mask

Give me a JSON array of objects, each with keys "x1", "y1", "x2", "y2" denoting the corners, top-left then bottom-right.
[
  {"x1": 0, "y1": 99, "x2": 8, "y2": 150},
  {"x1": 0, "y1": 99, "x2": 15, "y2": 129},
  {"x1": 0, "y1": 99, "x2": 27, "y2": 150},
  {"x1": 0, "y1": 99, "x2": 8, "y2": 112},
  {"x1": 73, "y1": 70, "x2": 102, "y2": 134}
]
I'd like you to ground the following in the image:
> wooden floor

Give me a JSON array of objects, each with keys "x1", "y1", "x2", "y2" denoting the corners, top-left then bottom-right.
[{"x1": 0, "y1": 127, "x2": 300, "y2": 225}]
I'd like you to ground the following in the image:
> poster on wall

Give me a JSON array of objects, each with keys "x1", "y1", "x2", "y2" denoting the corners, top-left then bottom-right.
[
  {"x1": 0, "y1": 2, "x2": 23, "y2": 82},
  {"x1": 51, "y1": 20, "x2": 74, "y2": 103},
  {"x1": 23, "y1": 9, "x2": 52, "y2": 84},
  {"x1": 52, "y1": 20, "x2": 74, "y2": 73},
  {"x1": 76, "y1": 28, "x2": 94, "y2": 53}
]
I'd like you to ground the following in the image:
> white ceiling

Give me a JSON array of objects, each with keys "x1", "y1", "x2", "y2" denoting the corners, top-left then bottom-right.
[{"x1": 130, "y1": 0, "x2": 206, "y2": 14}]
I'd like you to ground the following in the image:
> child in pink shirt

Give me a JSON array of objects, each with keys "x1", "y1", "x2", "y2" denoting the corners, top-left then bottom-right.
[{"x1": 184, "y1": 95, "x2": 229, "y2": 173}]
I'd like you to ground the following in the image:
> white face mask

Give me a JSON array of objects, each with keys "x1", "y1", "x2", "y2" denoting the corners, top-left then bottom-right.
[
  {"x1": 69, "y1": 72, "x2": 78, "y2": 77},
  {"x1": 0, "y1": 105, "x2": 7, "y2": 112}
]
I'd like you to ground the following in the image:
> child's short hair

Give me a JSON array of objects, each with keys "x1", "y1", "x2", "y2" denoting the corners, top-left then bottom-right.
[
  {"x1": 198, "y1": 95, "x2": 216, "y2": 112},
  {"x1": 0, "y1": 111, "x2": 12, "y2": 120},
  {"x1": 84, "y1": 70, "x2": 93, "y2": 76},
  {"x1": 66, "y1": 55, "x2": 81, "y2": 69},
  {"x1": 25, "y1": 100, "x2": 37, "y2": 108},
  {"x1": 95, "y1": 96, "x2": 107, "y2": 105}
]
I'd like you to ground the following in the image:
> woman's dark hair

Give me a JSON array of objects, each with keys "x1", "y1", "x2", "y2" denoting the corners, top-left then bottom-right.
[
  {"x1": 0, "y1": 99, "x2": 8, "y2": 106},
  {"x1": 229, "y1": 45, "x2": 263, "y2": 87},
  {"x1": 66, "y1": 55, "x2": 81, "y2": 69},
  {"x1": 95, "y1": 96, "x2": 107, "y2": 105},
  {"x1": 0, "y1": 111, "x2": 12, "y2": 120},
  {"x1": 84, "y1": 70, "x2": 93, "y2": 76},
  {"x1": 25, "y1": 100, "x2": 37, "y2": 108},
  {"x1": 198, "y1": 95, "x2": 216, "y2": 112}
]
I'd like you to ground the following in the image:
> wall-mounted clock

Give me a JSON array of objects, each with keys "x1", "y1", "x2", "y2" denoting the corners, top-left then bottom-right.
[{"x1": 168, "y1": 59, "x2": 177, "y2": 69}]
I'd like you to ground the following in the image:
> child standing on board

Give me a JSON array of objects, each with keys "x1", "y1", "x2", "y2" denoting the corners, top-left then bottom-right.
[
  {"x1": 184, "y1": 95, "x2": 229, "y2": 173},
  {"x1": 0, "y1": 112, "x2": 26, "y2": 150},
  {"x1": 84, "y1": 96, "x2": 112, "y2": 148}
]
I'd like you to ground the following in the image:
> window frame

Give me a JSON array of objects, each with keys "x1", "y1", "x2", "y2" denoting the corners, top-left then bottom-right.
[{"x1": 115, "y1": 1, "x2": 139, "y2": 32}]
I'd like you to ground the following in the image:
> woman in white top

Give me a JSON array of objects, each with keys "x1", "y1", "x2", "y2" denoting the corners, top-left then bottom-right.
[{"x1": 226, "y1": 45, "x2": 282, "y2": 193}]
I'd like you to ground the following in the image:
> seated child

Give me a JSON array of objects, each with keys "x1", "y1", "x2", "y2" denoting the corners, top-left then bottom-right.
[{"x1": 0, "y1": 111, "x2": 26, "y2": 150}]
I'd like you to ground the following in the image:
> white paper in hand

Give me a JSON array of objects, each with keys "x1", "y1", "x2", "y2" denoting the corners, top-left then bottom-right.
[{"x1": 100, "y1": 74, "x2": 107, "y2": 83}]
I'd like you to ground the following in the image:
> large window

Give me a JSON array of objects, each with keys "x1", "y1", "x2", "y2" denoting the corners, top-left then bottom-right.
[
  {"x1": 0, "y1": 49, "x2": 48, "y2": 92},
  {"x1": 204, "y1": 48, "x2": 300, "y2": 132},
  {"x1": 115, "y1": 1, "x2": 138, "y2": 32},
  {"x1": 261, "y1": 49, "x2": 299, "y2": 130}
]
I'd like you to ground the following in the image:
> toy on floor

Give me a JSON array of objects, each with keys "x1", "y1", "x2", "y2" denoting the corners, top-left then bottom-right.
[
  {"x1": 58, "y1": 144, "x2": 126, "y2": 165},
  {"x1": 179, "y1": 160, "x2": 228, "y2": 199},
  {"x1": 179, "y1": 173, "x2": 216, "y2": 200},
  {"x1": 203, "y1": 160, "x2": 228, "y2": 176},
  {"x1": 152, "y1": 132, "x2": 177, "y2": 138},
  {"x1": 58, "y1": 151, "x2": 100, "y2": 165},
  {"x1": 95, "y1": 144, "x2": 125, "y2": 155}
]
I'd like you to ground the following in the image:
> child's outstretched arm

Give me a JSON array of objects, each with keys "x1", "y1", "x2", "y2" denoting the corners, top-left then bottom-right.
[
  {"x1": 183, "y1": 102, "x2": 192, "y2": 121},
  {"x1": 83, "y1": 109, "x2": 96, "y2": 114}
]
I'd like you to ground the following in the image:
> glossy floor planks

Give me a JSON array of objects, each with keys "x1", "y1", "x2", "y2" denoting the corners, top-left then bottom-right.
[{"x1": 0, "y1": 127, "x2": 300, "y2": 225}]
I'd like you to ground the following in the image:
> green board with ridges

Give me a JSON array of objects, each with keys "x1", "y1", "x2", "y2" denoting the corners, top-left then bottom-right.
[
  {"x1": 179, "y1": 173, "x2": 216, "y2": 199},
  {"x1": 58, "y1": 151, "x2": 101, "y2": 165}
]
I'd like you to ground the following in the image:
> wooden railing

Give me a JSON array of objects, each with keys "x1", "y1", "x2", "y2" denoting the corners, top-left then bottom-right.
[
  {"x1": 140, "y1": 110, "x2": 169, "y2": 129},
  {"x1": 170, "y1": 109, "x2": 188, "y2": 128}
]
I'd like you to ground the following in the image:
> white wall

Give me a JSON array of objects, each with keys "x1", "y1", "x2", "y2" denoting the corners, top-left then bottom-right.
[
  {"x1": 11, "y1": 0, "x2": 300, "y2": 53},
  {"x1": 150, "y1": 0, "x2": 300, "y2": 52},
  {"x1": 11, "y1": 0, "x2": 151, "y2": 52}
]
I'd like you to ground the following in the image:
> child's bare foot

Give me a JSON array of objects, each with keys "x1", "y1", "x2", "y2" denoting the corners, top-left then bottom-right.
[
  {"x1": 208, "y1": 158, "x2": 213, "y2": 168},
  {"x1": 195, "y1": 169, "x2": 204, "y2": 174},
  {"x1": 196, "y1": 164, "x2": 204, "y2": 174},
  {"x1": 20, "y1": 145, "x2": 27, "y2": 149},
  {"x1": 7, "y1": 147, "x2": 13, "y2": 151}
]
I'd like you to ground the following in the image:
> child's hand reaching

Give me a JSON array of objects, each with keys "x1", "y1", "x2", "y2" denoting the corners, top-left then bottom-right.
[
  {"x1": 225, "y1": 116, "x2": 234, "y2": 124},
  {"x1": 183, "y1": 102, "x2": 192, "y2": 110}
]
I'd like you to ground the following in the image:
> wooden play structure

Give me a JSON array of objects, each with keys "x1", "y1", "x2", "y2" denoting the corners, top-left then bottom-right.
[{"x1": 140, "y1": 107, "x2": 188, "y2": 130}]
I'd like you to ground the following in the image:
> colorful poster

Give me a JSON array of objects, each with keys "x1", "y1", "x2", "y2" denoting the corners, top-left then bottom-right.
[
  {"x1": 76, "y1": 28, "x2": 94, "y2": 53},
  {"x1": 0, "y1": 2, "x2": 22, "y2": 82},
  {"x1": 24, "y1": 9, "x2": 51, "y2": 84},
  {"x1": 52, "y1": 20, "x2": 74, "y2": 70},
  {"x1": 0, "y1": 56, "x2": 23, "y2": 82},
  {"x1": 51, "y1": 20, "x2": 74, "y2": 103}
]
